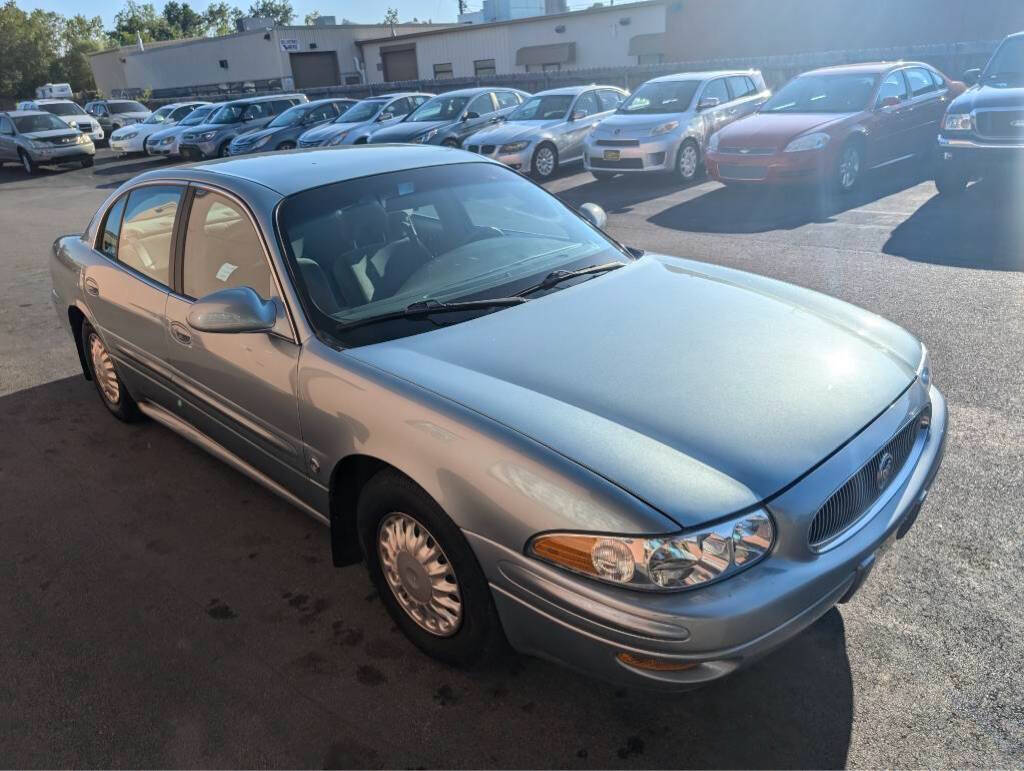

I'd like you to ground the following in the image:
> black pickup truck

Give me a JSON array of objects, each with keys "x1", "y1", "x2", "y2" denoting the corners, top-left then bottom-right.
[{"x1": 935, "y1": 31, "x2": 1024, "y2": 194}]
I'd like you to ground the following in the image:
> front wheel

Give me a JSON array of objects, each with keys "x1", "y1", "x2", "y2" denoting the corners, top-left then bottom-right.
[
  {"x1": 277, "y1": 141, "x2": 296, "y2": 151},
  {"x1": 19, "y1": 151, "x2": 37, "y2": 175},
  {"x1": 81, "y1": 322, "x2": 141, "y2": 422},
  {"x1": 441, "y1": 138, "x2": 459, "y2": 148},
  {"x1": 935, "y1": 165, "x2": 970, "y2": 196},
  {"x1": 835, "y1": 141, "x2": 863, "y2": 194},
  {"x1": 81, "y1": 156, "x2": 94, "y2": 168},
  {"x1": 531, "y1": 143, "x2": 558, "y2": 180},
  {"x1": 675, "y1": 139, "x2": 701, "y2": 183},
  {"x1": 217, "y1": 141, "x2": 231, "y2": 158},
  {"x1": 357, "y1": 469, "x2": 505, "y2": 666}
]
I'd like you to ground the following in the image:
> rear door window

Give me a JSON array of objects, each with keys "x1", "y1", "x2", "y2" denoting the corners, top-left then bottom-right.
[
  {"x1": 905, "y1": 67, "x2": 937, "y2": 97},
  {"x1": 495, "y1": 91, "x2": 520, "y2": 109},
  {"x1": 117, "y1": 185, "x2": 183, "y2": 286},
  {"x1": 703, "y1": 78, "x2": 730, "y2": 104},
  {"x1": 468, "y1": 93, "x2": 496, "y2": 116},
  {"x1": 727, "y1": 76, "x2": 757, "y2": 99},
  {"x1": 598, "y1": 89, "x2": 624, "y2": 111},
  {"x1": 572, "y1": 91, "x2": 600, "y2": 118}
]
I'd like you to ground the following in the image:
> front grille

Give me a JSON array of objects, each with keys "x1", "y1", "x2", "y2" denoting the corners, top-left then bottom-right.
[
  {"x1": 596, "y1": 138, "x2": 640, "y2": 147},
  {"x1": 466, "y1": 144, "x2": 479, "y2": 153},
  {"x1": 717, "y1": 163, "x2": 768, "y2": 180},
  {"x1": 298, "y1": 138, "x2": 319, "y2": 148},
  {"x1": 718, "y1": 146, "x2": 776, "y2": 155},
  {"x1": 975, "y1": 110, "x2": 1024, "y2": 140},
  {"x1": 42, "y1": 135, "x2": 78, "y2": 145},
  {"x1": 808, "y1": 406, "x2": 930, "y2": 549},
  {"x1": 481, "y1": 144, "x2": 495, "y2": 155},
  {"x1": 590, "y1": 157, "x2": 643, "y2": 169}
]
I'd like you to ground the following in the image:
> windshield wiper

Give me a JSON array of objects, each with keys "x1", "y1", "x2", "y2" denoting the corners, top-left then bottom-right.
[
  {"x1": 335, "y1": 297, "x2": 528, "y2": 332},
  {"x1": 516, "y1": 261, "x2": 625, "y2": 297}
]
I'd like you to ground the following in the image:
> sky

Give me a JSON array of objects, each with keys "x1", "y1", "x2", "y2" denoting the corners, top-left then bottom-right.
[{"x1": 14, "y1": 0, "x2": 466, "y2": 30}]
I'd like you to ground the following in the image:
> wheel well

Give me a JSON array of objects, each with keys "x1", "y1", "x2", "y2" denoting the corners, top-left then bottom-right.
[
  {"x1": 354, "y1": 136, "x2": 368, "y2": 144},
  {"x1": 67, "y1": 306, "x2": 91, "y2": 380},
  {"x1": 328, "y1": 454, "x2": 390, "y2": 566}
]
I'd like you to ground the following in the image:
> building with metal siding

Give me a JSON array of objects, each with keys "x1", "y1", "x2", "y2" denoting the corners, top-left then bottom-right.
[
  {"x1": 88, "y1": 23, "x2": 453, "y2": 97},
  {"x1": 358, "y1": 1, "x2": 666, "y2": 85}
]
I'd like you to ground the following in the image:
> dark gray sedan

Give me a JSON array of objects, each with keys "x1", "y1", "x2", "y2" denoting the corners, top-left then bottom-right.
[
  {"x1": 227, "y1": 98, "x2": 357, "y2": 155},
  {"x1": 50, "y1": 147, "x2": 945, "y2": 690},
  {"x1": 368, "y1": 87, "x2": 528, "y2": 147}
]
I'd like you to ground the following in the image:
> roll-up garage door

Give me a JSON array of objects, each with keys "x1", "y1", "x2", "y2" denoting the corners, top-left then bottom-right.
[
  {"x1": 381, "y1": 45, "x2": 418, "y2": 82},
  {"x1": 289, "y1": 52, "x2": 341, "y2": 89}
]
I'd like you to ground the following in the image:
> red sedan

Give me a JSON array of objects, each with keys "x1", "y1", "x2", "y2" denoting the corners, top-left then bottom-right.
[{"x1": 706, "y1": 62, "x2": 964, "y2": 193}]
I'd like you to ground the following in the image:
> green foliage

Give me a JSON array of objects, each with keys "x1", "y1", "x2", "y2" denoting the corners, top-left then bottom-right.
[
  {"x1": 383, "y1": 7, "x2": 399, "y2": 26},
  {"x1": 304, "y1": 9, "x2": 320, "y2": 26},
  {"x1": 162, "y1": 1, "x2": 208, "y2": 38},
  {"x1": 246, "y1": 0, "x2": 294, "y2": 26},
  {"x1": 204, "y1": 1, "x2": 244, "y2": 36}
]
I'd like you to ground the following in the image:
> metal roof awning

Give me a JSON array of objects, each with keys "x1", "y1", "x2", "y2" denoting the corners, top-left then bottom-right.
[
  {"x1": 628, "y1": 32, "x2": 665, "y2": 56},
  {"x1": 516, "y1": 42, "x2": 576, "y2": 66}
]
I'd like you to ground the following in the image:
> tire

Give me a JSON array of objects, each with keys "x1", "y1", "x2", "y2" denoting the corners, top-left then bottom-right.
[
  {"x1": 19, "y1": 150, "x2": 38, "y2": 175},
  {"x1": 675, "y1": 139, "x2": 701, "y2": 183},
  {"x1": 835, "y1": 140, "x2": 863, "y2": 194},
  {"x1": 357, "y1": 468, "x2": 505, "y2": 667},
  {"x1": 277, "y1": 141, "x2": 296, "y2": 151},
  {"x1": 935, "y1": 165, "x2": 969, "y2": 196},
  {"x1": 217, "y1": 141, "x2": 231, "y2": 158},
  {"x1": 591, "y1": 170, "x2": 616, "y2": 182},
  {"x1": 531, "y1": 143, "x2": 558, "y2": 180},
  {"x1": 81, "y1": 322, "x2": 142, "y2": 422},
  {"x1": 81, "y1": 156, "x2": 94, "y2": 169},
  {"x1": 441, "y1": 138, "x2": 459, "y2": 148}
]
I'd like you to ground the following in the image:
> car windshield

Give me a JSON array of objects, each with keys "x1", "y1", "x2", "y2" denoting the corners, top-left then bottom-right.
[
  {"x1": 762, "y1": 73, "x2": 878, "y2": 113},
  {"x1": 39, "y1": 102, "x2": 85, "y2": 116},
  {"x1": 209, "y1": 104, "x2": 244, "y2": 124},
  {"x1": 109, "y1": 101, "x2": 147, "y2": 114},
  {"x1": 13, "y1": 113, "x2": 70, "y2": 132},
  {"x1": 179, "y1": 106, "x2": 214, "y2": 126},
  {"x1": 277, "y1": 163, "x2": 624, "y2": 346},
  {"x1": 337, "y1": 99, "x2": 386, "y2": 123},
  {"x1": 268, "y1": 104, "x2": 308, "y2": 128},
  {"x1": 143, "y1": 106, "x2": 174, "y2": 124},
  {"x1": 407, "y1": 95, "x2": 469, "y2": 122},
  {"x1": 618, "y1": 81, "x2": 700, "y2": 115},
  {"x1": 508, "y1": 94, "x2": 574, "y2": 121},
  {"x1": 984, "y1": 37, "x2": 1024, "y2": 83}
]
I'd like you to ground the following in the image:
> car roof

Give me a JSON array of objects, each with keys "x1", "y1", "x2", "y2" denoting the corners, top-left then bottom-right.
[
  {"x1": 3, "y1": 110, "x2": 47, "y2": 117},
  {"x1": 427, "y1": 86, "x2": 521, "y2": 97},
  {"x1": 31, "y1": 98, "x2": 77, "y2": 104},
  {"x1": 227, "y1": 93, "x2": 305, "y2": 105},
  {"x1": 649, "y1": 70, "x2": 758, "y2": 83},
  {"x1": 532, "y1": 85, "x2": 606, "y2": 96},
  {"x1": 804, "y1": 61, "x2": 931, "y2": 76},
  {"x1": 131, "y1": 145, "x2": 494, "y2": 197}
]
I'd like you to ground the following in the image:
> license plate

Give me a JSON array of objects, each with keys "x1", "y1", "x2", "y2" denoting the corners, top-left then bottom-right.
[{"x1": 603, "y1": 149, "x2": 620, "y2": 161}]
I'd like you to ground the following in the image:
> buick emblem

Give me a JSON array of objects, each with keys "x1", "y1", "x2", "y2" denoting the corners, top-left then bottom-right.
[{"x1": 876, "y1": 452, "x2": 895, "y2": 490}]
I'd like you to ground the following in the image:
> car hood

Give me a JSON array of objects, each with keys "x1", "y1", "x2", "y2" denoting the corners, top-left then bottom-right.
[
  {"x1": 949, "y1": 82, "x2": 1024, "y2": 112},
  {"x1": 24, "y1": 128, "x2": 81, "y2": 141},
  {"x1": 594, "y1": 112, "x2": 689, "y2": 137},
  {"x1": 469, "y1": 120, "x2": 561, "y2": 144},
  {"x1": 371, "y1": 120, "x2": 447, "y2": 142},
  {"x1": 114, "y1": 112, "x2": 152, "y2": 121},
  {"x1": 717, "y1": 112, "x2": 858, "y2": 150},
  {"x1": 348, "y1": 255, "x2": 921, "y2": 528},
  {"x1": 231, "y1": 125, "x2": 282, "y2": 143},
  {"x1": 149, "y1": 124, "x2": 189, "y2": 141},
  {"x1": 183, "y1": 122, "x2": 232, "y2": 136}
]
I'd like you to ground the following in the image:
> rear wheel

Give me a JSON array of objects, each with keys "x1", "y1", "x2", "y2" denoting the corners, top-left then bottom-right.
[
  {"x1": 357, "y1": 468, "x2": 505, "y2": 666},
  {"x1": 81, "y1": 322, "x2": 141, "y2": 422},
  {"x1": 531, "y1": 143, "x2": 558, "y2": 180},
  {"x1": 19, "y1": 150, "x2": 37, "y2": 175}
]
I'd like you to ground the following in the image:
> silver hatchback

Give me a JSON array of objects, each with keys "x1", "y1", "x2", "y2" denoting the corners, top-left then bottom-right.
[{"x1": 584, "y1": 70, "x2": 769, "y2": 183}]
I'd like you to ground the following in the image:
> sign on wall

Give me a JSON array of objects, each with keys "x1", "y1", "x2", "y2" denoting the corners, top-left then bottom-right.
[{"x1": 280, "y1": 39, "x2": 299, "y2": 51}]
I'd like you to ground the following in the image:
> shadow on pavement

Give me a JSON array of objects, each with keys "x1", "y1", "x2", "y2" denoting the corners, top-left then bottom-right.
[
  {"x1": 555, "y1": 171, "x2": 691, "y2": 215},
  {"x1": 92, "y1": 155, "x2": 168, "y2": 177},
  {"x1": 0, "y1": 376, "x2": 853, "y2": 769},
  {"x1": 648, "y1": 160, "x2": 928, "y2": 234},
  {"x1": 884, "y1": 177, "x2": 1024, "y2": 271}
]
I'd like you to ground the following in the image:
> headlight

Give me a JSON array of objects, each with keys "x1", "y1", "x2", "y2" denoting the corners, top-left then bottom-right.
[
  {"x1": 160, "y1": 136, "x2": 174, "y2": 145},
  {"x1": 415, "y1": 128, "x2": 440, "y2": 143},
  {"x1": 917, "y1": 345, "x2": 932, "y2": 388},
  {"x1": 529, "y1": 510, "x2": 774, "y2": 591},
  {"x1": 120, "y1": 131, "x2": 138, "y2": 140},
  {"x1": 784, "y1": 132, "x2": 831, "y2": 152},
  {"x1": 708, "y1": 131, "x2": 721, "y2": 152},
  {"x1": 499, "y1": 141, "x2": 529, "y2": 153},
  {"x1": 650, "y1": 120, "x2": 679, "y2": 136},
  {"x1": 327, "y1": 131, "x2": 349, "y2": 146},
  {"x1": 943, "y1": 113, "x2": 973, "y2": 132},
  {"x1": 197, "y1": 131, "x2": 216, "y2": 142},
  {"x1": 77, "y1": 133, "x2": 92, "y2": 144},
  {"x1": 252, "y1": 134, "x2": 272, "y2": 148}
]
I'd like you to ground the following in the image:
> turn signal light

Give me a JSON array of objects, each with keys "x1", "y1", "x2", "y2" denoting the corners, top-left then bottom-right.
[{"x1": 616, "y1": 652, "x2": 699, "y2": 672}]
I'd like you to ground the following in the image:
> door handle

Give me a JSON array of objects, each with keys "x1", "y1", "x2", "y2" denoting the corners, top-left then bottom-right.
[
  {"x1": 169, "y1": 321, "x2": 192, "y2": 346},
  {"x1": 84, "y1": 277, "x2": 99, "y2": 296}
]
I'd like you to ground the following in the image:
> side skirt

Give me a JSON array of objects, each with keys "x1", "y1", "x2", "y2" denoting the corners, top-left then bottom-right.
[{"x1": 137, "y1": 400, "x2": 329, "y2": 527}]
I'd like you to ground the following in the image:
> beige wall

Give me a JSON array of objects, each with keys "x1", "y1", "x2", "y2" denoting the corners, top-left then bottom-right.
[{"x1": 360, "y1": 3, "x2": 666, "y2": 84}]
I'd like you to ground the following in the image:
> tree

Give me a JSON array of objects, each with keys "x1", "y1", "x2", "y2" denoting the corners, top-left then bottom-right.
[
  {"x1": 204, "y1": 1, "x2": 243, "y2": 36},
  {"x1": 109, "y1": 1, "x2": 173, "y2": 46},
  {"x1": 304, "y1": 9, "x2": 320, "y2": 25},
  {"x1": 246, "y1": 0, "x2": 294, "y2": 25},
  {"x1": 162, "y1": 1, "x2": 209, "y2": 38},
  {"x1": 52, "y1": 14, "x2": 106, "y2": 92},
  {"x1": 383, "y1": 7, "x2": 399, "y2": 26},
  {"x1": 0, "y1": 1, "x2": 61, "y2": 99}
]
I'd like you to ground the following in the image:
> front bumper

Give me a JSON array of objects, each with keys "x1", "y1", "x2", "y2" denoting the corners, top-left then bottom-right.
[
  {"x1": 706, "y1": 148, "x2": 831, "y2": 185},
  {"x1": 471, "y1": 385, "x2": 946, "y2": 690},
  {"x1": 29, "y1": 143, "x2": 95, "y2": 165},
  {"x1": 466, "y1": 142, "x2": 532, "y2": 171},
  {"x1": 584, "y1": 134, "x2": 679, "y2": 174},
  {"x1": 179, "y1": 139, "x2": 219, "y2": 160},
  {"x1": 937, "y1": 134, "x2": 1024, "y2": 175},
  {"x1": 109, "y1": 134, "x2": 146, "y2": 154}
]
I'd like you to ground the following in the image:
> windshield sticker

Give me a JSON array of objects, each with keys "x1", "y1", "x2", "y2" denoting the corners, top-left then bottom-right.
[{"x1": 216, "y1": 262, "x2": 238, "y2": 282}]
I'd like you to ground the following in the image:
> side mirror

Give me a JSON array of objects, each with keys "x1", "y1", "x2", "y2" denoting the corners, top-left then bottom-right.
[
  {"x1": 578, "y1": 202, "x2": 607, "y2": 230},
  {"x1": 187, "y1": 287, "x2": 277, "y2": 334},
  {"x1": 878, "y1": 95, "x2": 901, "y2": 109},
  {"x1": 463, "y1": 111, "x2": 479, "y2": 121},
  {"x1": 379, "y1": 111, "x2": 394, "y2": 121},
  {"x1": 571, "y1": 110, "x2": 587, "y2": 121},
  {"x1": 962, "y1": 68, "x2": 981, "y2": 86},
  {"x1": 697, "y1": 96, "x2": 721, "y2": 111}
]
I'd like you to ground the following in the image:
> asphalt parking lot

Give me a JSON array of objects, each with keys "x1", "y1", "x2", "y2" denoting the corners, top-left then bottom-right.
[{"x1": 1, "y1": 148, "x2": 1022, "y2": 768}]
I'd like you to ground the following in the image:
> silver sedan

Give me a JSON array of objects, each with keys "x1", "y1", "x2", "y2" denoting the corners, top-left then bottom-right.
[
  {"x1": 50, "y1": 146, "x2": 945, "y2": 690},
  {"x1": 464, "y1": 85, "x2": 628, "y2": 179}
]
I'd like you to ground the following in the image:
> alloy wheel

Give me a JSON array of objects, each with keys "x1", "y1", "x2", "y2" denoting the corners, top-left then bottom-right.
[
  {"x1": 534, "y1": 146, "x2": 556, "y2": 178},
  {"x1": 678, "y1": 143, "x2": 699, "y2": 180},
  {"x1": 839, "y1": 145, "x2": 861, "y2": 190},
  {"x1": 88, "y1": 332, "x2": 120, "y2": 404},
  {"x1": 377, "y1": 512, "x2": 462, "y2": 637},
  {"x1": 22, "y1": 153, "x2": 32, "y2": 173}
]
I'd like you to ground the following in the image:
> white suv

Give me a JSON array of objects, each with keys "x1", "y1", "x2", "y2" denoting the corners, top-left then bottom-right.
[{"x1": 15, "y1": 99, "x2": 103, "y2": 143}]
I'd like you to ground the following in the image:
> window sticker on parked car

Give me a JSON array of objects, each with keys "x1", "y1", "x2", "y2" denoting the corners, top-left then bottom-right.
[{"x1": 216, "y1": 262, "x2": 238, "y2": 281}]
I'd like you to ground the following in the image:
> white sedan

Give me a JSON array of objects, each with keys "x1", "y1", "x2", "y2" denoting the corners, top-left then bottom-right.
[{"x1": 108, "y1": 101, "x2": 208, "y2": 155}]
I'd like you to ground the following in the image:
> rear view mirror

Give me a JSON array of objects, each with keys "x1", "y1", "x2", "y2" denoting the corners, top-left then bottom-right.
[
  {"x1": 962, "y1": 68, "x2": 981, "y2": 86},
  {"x1": 578, "y1": 202, "x2": 607, "y2": 230},
  {"x1": 697, "y1": 96, "x2": 720, "y2": 111},
  {"x1": 187, "y1": 286, "x2": 277, "y2": 333}
]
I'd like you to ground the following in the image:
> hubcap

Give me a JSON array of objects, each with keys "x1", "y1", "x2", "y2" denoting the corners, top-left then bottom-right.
[
  {"x1": 88, "y1": 332, "x2": 120, "y2": 404},
  {"x1": 378, "y1": 512, "x2": 462, "y2": 637},
  {"x1": 839, "y1": 147, "x2": 860, "y2": 189},
  {"x1": 679, "y1": 144, "x2": 698, "y2": 179},
  {"x1": 22, "y1": 154, "x2": 31, "y2": 173},
  {"x1": 535, "y1": 147, "x2": 555, "y2": 177}
]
